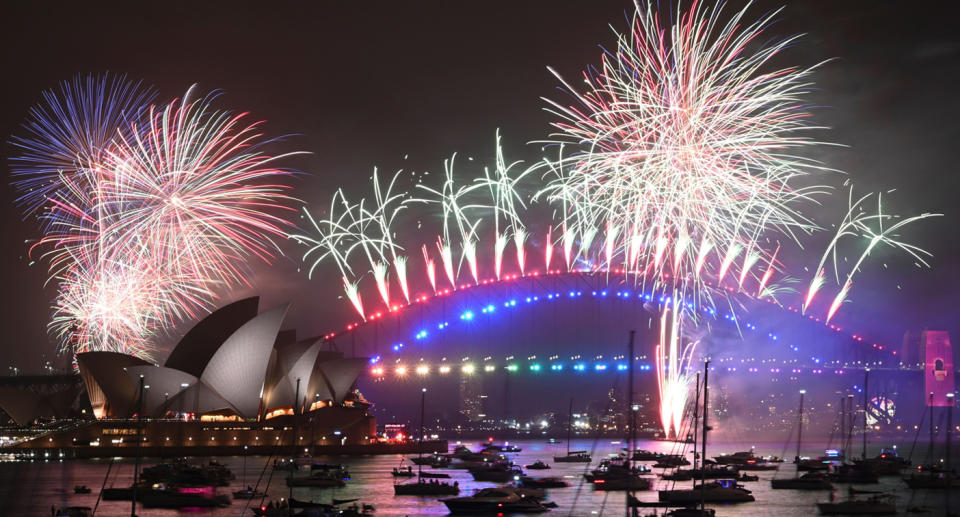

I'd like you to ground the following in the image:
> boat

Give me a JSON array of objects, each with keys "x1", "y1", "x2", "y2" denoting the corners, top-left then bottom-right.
[
  {"x1": 233, "y1": 486, "x2": 268, "y2": 499},
  {"x1": 827, "y1": 464, "x2": 880, "y2": 484},
  {"x1": 483, "y1": 442, "x2": 522, "y2": 453},
  {"x1": 469, "y1": 463, "x2": 524, "y2": 482},
  {"x1": 659, "y1": 479, "x2": 755, "y2": 503},
  {"x1": 73, "y1": 485, "x2": 92, "y2": 494},
  {"x1": 525, "y1": 460, "x2": 551, "y2": 470},
  {"x1": 584, "y1": 458, "x2": 651, "y2": 482},
  {"x1": 661, "y1": 465, "x2": 738, "y2": 481},
  {"x1": 54, "y1": 507, "x2": 92, "y2": 517},
  {"x1": 139, "y1": 486, "x2": 231, "y2": 508},
  {"x1": 632, "y1": 450, "x2": 668, "y2": 461},
  {"x1": 666, "y1": 509, "x2": 716, "y2": 517},
  {"x1": 288, "y1": 497, "x2": 336, "y2": 509},
  {"x1": 286, "y1": 473, "x2": 346, "y2": 487},
  {"x1": 773, "y1": 391, "x2": 837, "y2": 491},
  {"x1": 394, "y1": 479, "x2": 460, "y2": 495},
  {"x1": 309, "y1": 462, "x2": 350, "y2": 479},
  {"x1": 392, "y1": 466, "x2": 415, "y2": 477},
  {"x1": 442, "y1": 486, "x2": 551, "y2": 514},
  {"x1": 713, "y1": 450, "x2": 764, "y2": 465},
  {"x1": 593, "y1": 331, "x2": 650, "y2": 493},
  {"x1": 854, "y1": 449, "x2": 910, "y2": 476},
  {"x1": 652, "y1": 456, "x2": 692, "y2": 468},
  {"x1": 772, "y1": 472, "x2": 835, "y2": 490},
  {"x1": 411, "y1": 453, "x2": 448, "y2": 466},
  {"x1": 736, "y1": 473, "x2": 759, "y2": 482},
  {"x1": 734, "y1": 460, "x2": 779, "y2": 471},
  {"x1": 553, "y1": 450, "x2": 592, "y2": 463},
  {"x1": 659, "y1": 479, "x2": 756, "y2": 504},
  {"x1": 451, "y1": 445, "x2": 483, "y2": 461},
  {"x1": 904, "y1": 392, "x2": 957, "y2": 489},
  {"x1": 520, "y1": 476, "x2": 569, "y2": 488},
  {"x1": 658, "y1": 361, "x2": 755, "y2": 505},
  {"x1": 903, "y1": 469, "x2": 960, "y2": 489},
  {"x1": 272, "y1": 458, "x2": 298, "y2": 471},
  {"x1": 816, "y1": 495, "x2": 897, "y2": 515},
  {"x1": 553, "y1": 398, "x2": 591, "y2": 463},
  {"x1": 395, "y1": 388, "x2": 461, "y2": 496},
  {"x1": 420, "y1": 471, "x2": 451, "y2": 478},
  {"x1": 593, "y1": 476, "x2": 652, "y2": 491}
]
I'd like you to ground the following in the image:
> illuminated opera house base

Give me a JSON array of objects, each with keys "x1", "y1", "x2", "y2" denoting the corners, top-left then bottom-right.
[
  {"x1": 2, "y1": 297, "x2": 450, "y2": 457},
  {"x1": 7, "y1": 407, "x2": 444, "y2": 459}
]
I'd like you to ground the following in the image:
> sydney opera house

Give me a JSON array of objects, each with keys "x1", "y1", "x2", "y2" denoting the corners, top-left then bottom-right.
[{"x1": 0, "y1": 297, "x2": 410, "y2": 457}]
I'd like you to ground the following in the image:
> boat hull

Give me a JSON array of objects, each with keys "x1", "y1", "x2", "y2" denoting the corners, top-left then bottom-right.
[{"x1": 816, "y1": 502, "x2": 896, "y2": 515}]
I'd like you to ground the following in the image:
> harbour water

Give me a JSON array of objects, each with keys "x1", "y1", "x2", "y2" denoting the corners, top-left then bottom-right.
[{"x1": 2, "y1": 439, "x2": 955, "y2": 516}]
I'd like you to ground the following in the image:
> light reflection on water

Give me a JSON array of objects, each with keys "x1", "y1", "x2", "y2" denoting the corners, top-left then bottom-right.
[{"x1": 0, "y1": 439, "x2": 954, "y2": 516}]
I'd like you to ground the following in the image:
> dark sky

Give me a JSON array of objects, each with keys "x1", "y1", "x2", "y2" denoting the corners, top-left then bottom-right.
[{"x1": 2, "y1": 1, "x2": 959, "y2": 372}]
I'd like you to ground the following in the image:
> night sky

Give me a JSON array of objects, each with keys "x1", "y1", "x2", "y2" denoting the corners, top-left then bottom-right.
[{"x1": 2, "y1": 1, "x2": 959, "y2": 372}]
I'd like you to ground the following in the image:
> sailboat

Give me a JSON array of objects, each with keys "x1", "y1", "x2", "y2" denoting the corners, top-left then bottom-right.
[
  {"x1": 593, "y1": 331, "x2": 650, "y2": 491},
  {"x1": 659, "y1": 360, "x2": 755, "y2": 505},
  {"x1": 904, "y1": 391, "x2": 959, "y2": 489},
  {"x1": 553, "y1": 398, "x2": 591, "y2": 463},
  {"x1": 772, "y1": 390, "x2": 835, "y2": 490},
  {"x1": 394, "y1": 388, "x2": 460, "y2": 496}
]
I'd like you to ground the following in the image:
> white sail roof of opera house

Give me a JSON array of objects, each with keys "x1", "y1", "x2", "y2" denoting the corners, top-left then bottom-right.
[
  {"x1": 123, "y1": 365, "x2": 198, "y2": 416},
  {"x1": 164, "y1": 296, "x2": 260, "y2": 377},
  {"x1": 200, "y1": 304, "x2": 289, "y2": 418},
  {"x1": 77, "y1": 351, "x2": 150, "y2": 418},
  {"x1": 263, "y1": 336, "x2": 325, "y2": 411},
  {"x1": 317, "y1": 357, "x2": 369, "y2": 403}
]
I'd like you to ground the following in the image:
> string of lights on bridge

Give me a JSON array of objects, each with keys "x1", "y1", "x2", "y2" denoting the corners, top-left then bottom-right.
[
  {"x1": 324, "y1": 270, "x2": 897, "y2": 358},
  {"x1": 362, "y1": 279, "x2": 902, "y2": 380}
]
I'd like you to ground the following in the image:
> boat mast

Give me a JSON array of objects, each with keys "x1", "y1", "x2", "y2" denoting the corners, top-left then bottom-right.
[
  {"x1": 796, "y1": 390, "x2": 805, "y2": 464},
  {"x1": 700, "y1": 360, "x2": 709, "y2": 512},
  {"x1": 929, "y1": 392, "x2": 935, "y2": 466},
  {"x1": 947, "y1": 392, "x2": 954, "y2": 507},
  {"x1": 626, "y1": 330, "x2": 635, "y2": 516},
  {"x1": 691, "y1": 372, "x2": 700, "y2": 489},
  {"x1": 566, "y1": 398, "x2": 573, "y2": 457},
  {"x1": 839, "y1": 396, "x2": 845, "y2": 458},
  {"x1": 290, "y1": 377, "x2": 300, "y2": 515},
  {"x1": 862, "y1": 369, "x2": 869, "y2": 460},
  {"x1": 419, "y1": 388, "x2": 426, "y2": 479},
  {"x1": 131, "y1": 375, "x2": 144, "y2": 517},
  {"x1": 846, "y1": 394, "x2": 855, "y2": 458}
]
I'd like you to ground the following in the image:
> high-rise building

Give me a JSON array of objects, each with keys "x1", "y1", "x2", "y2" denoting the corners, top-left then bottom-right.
[{"x1": 458, "y1": 375, "x2": 485, "y2": 421}]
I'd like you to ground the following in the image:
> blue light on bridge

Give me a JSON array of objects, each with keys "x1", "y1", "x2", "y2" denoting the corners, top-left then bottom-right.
[
  {"x1": 415, "y1": 330, "x2": 428, "y2": 339},
  {"x1": 595, "y1": 364, "x2": 608, "y2": 371},
  {"x1": 616, "y1": 363, "x2": 628, "y2": 371},
  {"x1": 460, "y1": 310, "x2": 474, "y2": 321},
  {"x1": 530, "y1": 363, "x2": 541, "y2": 372},
  {"x1": 573, "y1": 363, "x2": 586, "y2": 372},
  {"x1": 551, "y1": 364, "x2": 564, "y2": 371}
]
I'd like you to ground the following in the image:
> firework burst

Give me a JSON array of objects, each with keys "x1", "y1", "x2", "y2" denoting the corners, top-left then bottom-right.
[{"x1": 14, "y1": 80, "x2": 299, "y2": 357}]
